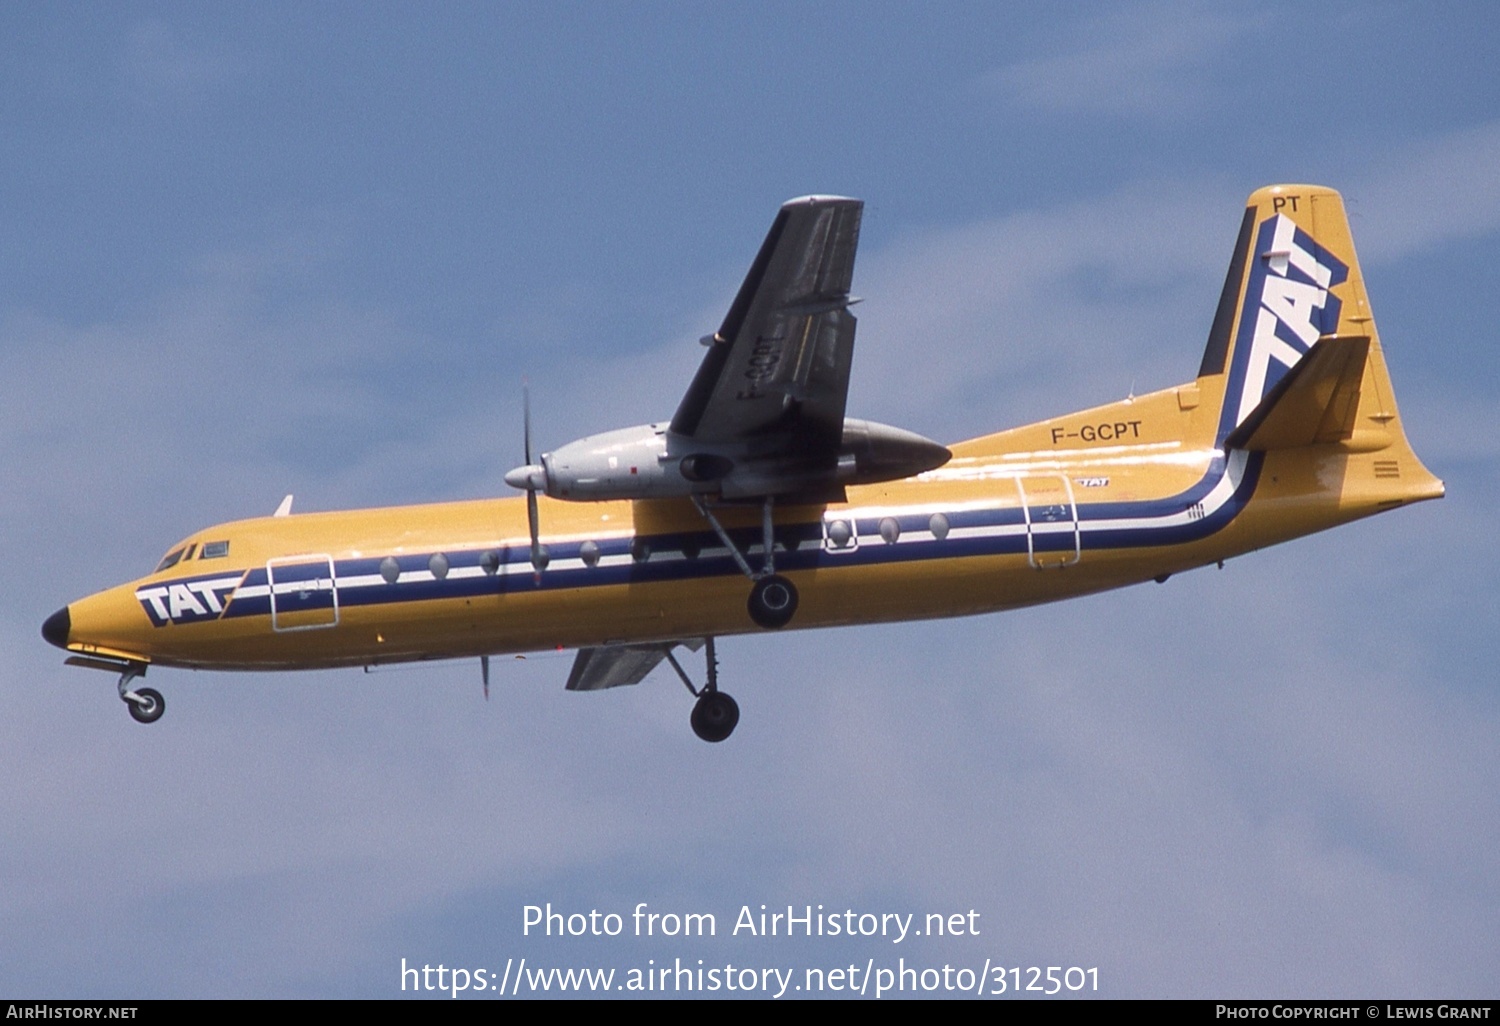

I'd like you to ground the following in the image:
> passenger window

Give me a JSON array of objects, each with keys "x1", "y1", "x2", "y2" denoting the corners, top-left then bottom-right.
[
  {"x1": 154, "y1": 548, "x2": 186, "y2": 573},
  {"x1": 200, "y1": 540, "x2": 230, "y2": 559},
  {"x1": 183, "y1": 544, "x2": 197, "y2": 560}
]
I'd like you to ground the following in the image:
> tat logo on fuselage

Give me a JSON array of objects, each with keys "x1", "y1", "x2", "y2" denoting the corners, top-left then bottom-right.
[
  {"x1": 136, "y1": 572, "x2": 245, "y2": 627},
  {"x1": 1224, "y1": 211, "x2": 1350, "y2": 438}
]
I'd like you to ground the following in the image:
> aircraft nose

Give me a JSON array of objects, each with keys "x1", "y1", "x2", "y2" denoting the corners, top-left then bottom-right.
[{"x1": 42, "y1": 606, "x2": 71, "y2": 649}]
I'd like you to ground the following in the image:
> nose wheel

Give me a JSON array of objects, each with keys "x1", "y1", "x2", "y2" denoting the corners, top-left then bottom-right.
[
  {"x1": 116, "y1": 664, "x2": 164, "y2": 724},
  {"x1": 126, "y1": 687, "x2": 165, "y2": 724}
]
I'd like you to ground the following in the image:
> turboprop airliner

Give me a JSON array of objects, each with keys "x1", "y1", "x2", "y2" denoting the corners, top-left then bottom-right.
[{"x1": 42, "y1": 186, "x2": 1443, "y2": 741}]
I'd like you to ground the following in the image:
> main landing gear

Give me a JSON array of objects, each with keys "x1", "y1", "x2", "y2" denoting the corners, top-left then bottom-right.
[
  {"x1": 692, "y1": 495, "x2": 799, "y2": 630},
  {"x1": 117, "y1": 663, "x2": 164, "y2": 724},
  {"x1": 748, "y1": 575, "x2": 796, "y2": 629},
  {"x1": 664, "y1": 637, "x2": 739, "y2": 743}
]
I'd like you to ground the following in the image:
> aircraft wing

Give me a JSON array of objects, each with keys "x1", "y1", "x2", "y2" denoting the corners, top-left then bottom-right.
[
  {"x1": 669, "y1": 196, "x2": 863, "y2": 456},
  {"x1": 565, "y1": 639, "x2": 704, "y2": 692}
]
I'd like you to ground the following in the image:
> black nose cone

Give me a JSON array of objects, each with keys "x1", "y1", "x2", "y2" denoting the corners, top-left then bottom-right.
[{"x1": 42, "y1": 606, "x2": 70, "y2": 649}]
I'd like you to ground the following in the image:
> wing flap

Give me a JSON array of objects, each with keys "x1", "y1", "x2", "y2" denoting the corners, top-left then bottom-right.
[
  {"x1": 565, "y1": 639, "x2": 704, "y2": 692},
  {"x1": 1225, "y1": 334, "x2": 1370, "y2": 451}
]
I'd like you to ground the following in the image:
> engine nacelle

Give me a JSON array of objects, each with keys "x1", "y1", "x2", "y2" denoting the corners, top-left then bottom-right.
[
  {"x1": 540, "y1": 423, "x2": 679, "y2": 500},
  {"x1": 834, "y1": 418, "x2": 953, "y2": 484},
  {"x1": 519, "y1": 418, "x2": 950, "y2": 502}
]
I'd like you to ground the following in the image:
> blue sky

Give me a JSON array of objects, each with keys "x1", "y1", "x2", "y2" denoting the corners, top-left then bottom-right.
[{"x1": 3, "y1": 1, "x2": 1497, "y2": 998}]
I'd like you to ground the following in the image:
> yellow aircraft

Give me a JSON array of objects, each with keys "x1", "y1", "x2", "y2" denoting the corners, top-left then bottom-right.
[{"x1": 42, "y1": 185, "x2": 1443, "y2": 742}]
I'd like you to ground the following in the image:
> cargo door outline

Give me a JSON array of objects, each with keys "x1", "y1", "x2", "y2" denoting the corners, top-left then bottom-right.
[
  {"x1": 1016, "y1": 475, "x2": 1080, "y2": 569},
  {"x1": 267, "y1": 555, "x2": 340, "y2": 631}
]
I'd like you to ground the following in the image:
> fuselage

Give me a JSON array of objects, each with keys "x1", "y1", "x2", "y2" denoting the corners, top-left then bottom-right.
[{"x1": 49, "y1": 371, "x2": 1442, "y2": 674}]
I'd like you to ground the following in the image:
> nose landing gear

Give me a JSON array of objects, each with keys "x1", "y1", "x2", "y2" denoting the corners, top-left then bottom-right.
[
  {"x1": 117, "y1": 664, "x2": 164, "y2": 724},
  {"x1": 126, "y1": 687, "x2": 165, "y2": 724}
]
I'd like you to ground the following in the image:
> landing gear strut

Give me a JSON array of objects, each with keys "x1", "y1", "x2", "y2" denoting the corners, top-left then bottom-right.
[
  {"x1": 692, "y1": 495, "x2": 799, "y2": 630},
  {"x1": 117, "y1": 664, "x2": 164, "y2": 724},
  {"x1": 665, "y1": 637, "x2": 739, "y2": 743}
]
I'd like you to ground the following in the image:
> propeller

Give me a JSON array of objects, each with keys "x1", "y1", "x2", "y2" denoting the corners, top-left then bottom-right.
[{"x1": 502, "y1": 386, "x2": 549, "y2": 574}]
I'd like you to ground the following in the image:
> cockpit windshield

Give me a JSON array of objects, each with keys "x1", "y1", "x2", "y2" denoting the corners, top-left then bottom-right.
[{"x1": 154, "y1": 546, "x2": 187, "y2": 574}]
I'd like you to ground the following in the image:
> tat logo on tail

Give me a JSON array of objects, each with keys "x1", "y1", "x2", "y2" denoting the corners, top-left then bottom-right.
[{"x1": 1221, "y1": 212, "x2": 1350, "y2": 441}]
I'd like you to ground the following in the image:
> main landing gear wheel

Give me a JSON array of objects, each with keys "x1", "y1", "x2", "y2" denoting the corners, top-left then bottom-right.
[
  {"x1": 665, "y1": 637, "x2": 740, "y2": 743},
  {"x1": 126, "y1": 687, "x2": 165, "y2": 724},
  {"x1": 691, "y1": 495, "x2": 799, "y2": 631},
  {"x1": 747, "y1": 574, "x2": 798, "y2": 629},
  {"x1": 690, "y1": 690, "x2": 740, "y2": 743}
]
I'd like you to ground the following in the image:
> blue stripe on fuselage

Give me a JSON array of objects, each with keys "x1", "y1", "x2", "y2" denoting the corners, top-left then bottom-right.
[{"x1": 207, "y1": 451, "x2": 1263, "y2": 622}]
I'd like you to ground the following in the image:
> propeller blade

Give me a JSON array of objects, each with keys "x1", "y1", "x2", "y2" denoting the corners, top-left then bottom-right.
[
  {"x1": 518, "y1": 385, "x2": 547, "y2": 574},
  {"x1": 523, "y1": 385, "x2": 534, "y2": 466},
  {"x1": 527, "y1": 488, "x2": 544, "y2": 572}
]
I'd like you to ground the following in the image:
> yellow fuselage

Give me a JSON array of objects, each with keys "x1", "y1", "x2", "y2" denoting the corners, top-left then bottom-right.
[{"x1": 58, "y1": 370, "x2": 1441, "y2": 674}]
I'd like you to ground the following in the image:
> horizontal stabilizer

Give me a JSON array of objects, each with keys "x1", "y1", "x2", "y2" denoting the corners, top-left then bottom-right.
[
  {"x1": 565, "y1": 639, "x2": 704, "y2": 691},
  {"x1": 1225, "y1": 335, "x2": 1370, "y2": 451}
]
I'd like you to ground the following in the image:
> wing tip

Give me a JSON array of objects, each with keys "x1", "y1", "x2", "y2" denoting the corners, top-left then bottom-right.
[{"x1": 781, "y1": 194, "x2": 861, "y2": 209}]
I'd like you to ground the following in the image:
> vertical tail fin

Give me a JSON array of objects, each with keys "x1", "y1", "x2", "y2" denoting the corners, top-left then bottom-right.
[
  {"x1": 1197, "y1": 185, "x2": 1442, "y2": 503},
  {"x1": 1194, "y1": 189, "x2": 1428, "y2": 453},
  {"x1": 1202, "y1": 186, "x2": 1357, "y2": 444}
]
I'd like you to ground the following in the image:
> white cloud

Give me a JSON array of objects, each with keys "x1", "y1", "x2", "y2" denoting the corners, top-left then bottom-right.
[
  {"x1": 983, "y1": 2, "x2": 1263, "y2": 119},
  {"x1": 846, "y1": 180, "x2": 1241, "y2": 440},
  {"x1": 1349, "y1": 119, "x2": 1500, "y2": 262},
  {"x1": 120, "y1": 20, "x2": 249, "y2": 107}
]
